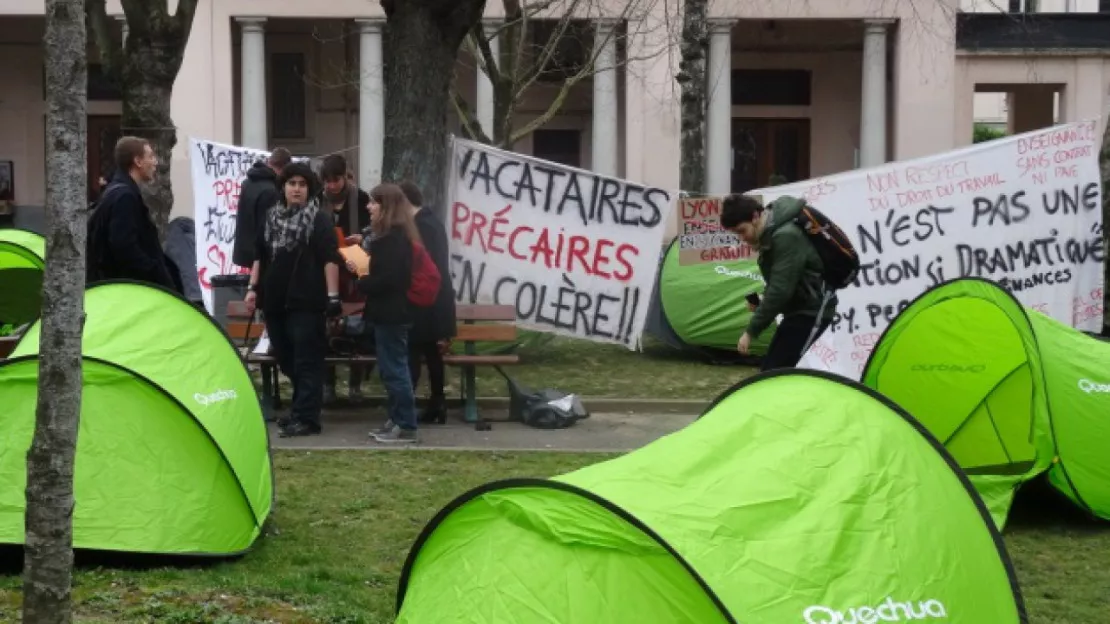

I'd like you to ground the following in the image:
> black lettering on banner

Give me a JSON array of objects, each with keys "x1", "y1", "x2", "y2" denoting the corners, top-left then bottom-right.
[
  {"x1": 456, "y1": 147, "x2": 669, "y2": 229},
  {"x1": 970, "y1": 191, "x2": 1031, "y2": 227},
  {"x1": 855, "y1": 205, "x2": 956, "y2": 254},
  {"x1": 197, "y1": 142, "x2": 257, "y2": 179},
  {"x1": 203, "y1": 206, "x2": 236, "y2": 244},
  {"x1": 1041, "y1": 182, "x2": 1099, "y2": 216},
  {"x1": 956, "y1": 230, "x2": 1105, "y2": 276},
  {"x1": 449, "y1": 254, "x2": 642, "y2": 344}
]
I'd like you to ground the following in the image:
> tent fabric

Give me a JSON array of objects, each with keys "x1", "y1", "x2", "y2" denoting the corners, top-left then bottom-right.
[
  {"x1": 395, "y1": 369, "x2": 1027, "y2": 623},
  {"x1": 862, "y1": 277, "x2": 1110, "y2": 530},
  {"x1": 647, "y1": 238, "x2": 775, "y2": 357},
  {"x1": 0, "y1": 280, "x2": 273, "y2": 556},
  {"x1": 0, "y1": 228, "x2": 45, "y2": 327}
]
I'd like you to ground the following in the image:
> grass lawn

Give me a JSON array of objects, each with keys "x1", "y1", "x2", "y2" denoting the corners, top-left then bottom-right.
[
  {"x1": 1, "y1": 451, "x2": 1108, "y2": 623},
  {"x1": 264, "y1": 333, "x2": 757, "y2": 402}
]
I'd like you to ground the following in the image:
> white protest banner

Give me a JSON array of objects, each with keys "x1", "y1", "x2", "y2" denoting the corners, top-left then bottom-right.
[
  {"x1": 189, "y1": 138, "x2": 270, "y2": 313},
  {"x1": 447, "y1": 137, "x2": 674, "y2": 349},
  {"x1": 743, "y1": 120, "x2": 1104, "y2": 380}
]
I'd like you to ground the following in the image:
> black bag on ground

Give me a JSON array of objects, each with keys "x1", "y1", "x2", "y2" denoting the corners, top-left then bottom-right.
[
  {"x1": 497, "y1": 368, "x2": 589, "y2": 429},
  {"x1": 792, "y1": 204, "x2": 861, "y2": 290}
]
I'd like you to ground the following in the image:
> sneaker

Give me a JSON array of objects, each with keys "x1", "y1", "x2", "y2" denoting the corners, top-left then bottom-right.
[
  {"x1": 370, "y1": 419, "x2": 395, "y2": 437},
  {"x1": 370, "y1": 424, "x2": 418, "y2": 444},
  {"x1": 279, "y1": 421, "x2": 321, "y2": 438}
]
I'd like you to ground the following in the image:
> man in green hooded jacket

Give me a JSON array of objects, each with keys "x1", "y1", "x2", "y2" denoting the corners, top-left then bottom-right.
[{"x1": 721, "y1": 193, "x2": 837, "y2": 370}]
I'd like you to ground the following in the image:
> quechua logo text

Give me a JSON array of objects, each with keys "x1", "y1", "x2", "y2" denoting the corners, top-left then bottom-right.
[{"x1": 803, "y1": 597, "x2": 947, "y2": 623}]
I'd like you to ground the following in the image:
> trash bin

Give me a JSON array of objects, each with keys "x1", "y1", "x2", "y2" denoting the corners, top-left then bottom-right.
[{"x1": 210, "y1": 273, "x2": 251, "y2": 329}]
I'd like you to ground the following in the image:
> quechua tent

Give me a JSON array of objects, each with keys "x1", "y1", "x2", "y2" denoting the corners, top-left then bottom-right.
[
  {"x1": 0, "y1": 281, "x2": 273, "y2": 556},
  {"x1": 862, "y1": 277, "x2": 1110, "y2": 529},
  {"x1": 645, "y1": 238, "x2": 775, "y2": 359},
  {"x1": 394, "y1": 369, "x2": 1026, "y2": 623},
  {"x1": 0, "y1": 228, "x2": 45, "y2": 328}
]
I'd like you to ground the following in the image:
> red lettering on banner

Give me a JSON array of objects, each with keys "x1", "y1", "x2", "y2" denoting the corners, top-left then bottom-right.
[{"x1": 451, "y1": 201, "x2": 638, "y2": 282}]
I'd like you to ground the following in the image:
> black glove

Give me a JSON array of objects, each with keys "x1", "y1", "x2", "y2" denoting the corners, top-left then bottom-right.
[{"x1": 326, "y1": 295, "x2": 343, "y2": 318}]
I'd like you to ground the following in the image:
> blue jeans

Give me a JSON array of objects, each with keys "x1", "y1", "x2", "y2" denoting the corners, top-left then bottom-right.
[{"x1": 374, "y1": 323, "x2": 417, "y2": 430}]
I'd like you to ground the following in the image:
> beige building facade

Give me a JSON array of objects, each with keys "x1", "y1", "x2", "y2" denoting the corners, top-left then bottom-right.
[{"x1": 0, "y1": 0, "x2": 1108, "y2": 231}]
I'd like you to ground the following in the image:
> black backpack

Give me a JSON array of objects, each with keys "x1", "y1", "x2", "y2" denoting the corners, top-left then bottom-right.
[{"x1": 792, "y1": 203, "x2": 860, "y2": 290}]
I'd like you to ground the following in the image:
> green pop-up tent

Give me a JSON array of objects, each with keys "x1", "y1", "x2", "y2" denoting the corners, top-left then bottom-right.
[
  {"x1": 0, "y1": 228, "x2": 45, "y2": 328},
  {"x1": 644, "y1": 238, "x2": 776, "y2": 359},
  {"x1": 395, "y1": 369, "x2": 1026, "y2": 623},
  {"x1": 862, "y1": 277, "x2": 1110, "y2": 530},
  {"x1": 0, "y1": 281, "x2": 273, "y2": 556}
]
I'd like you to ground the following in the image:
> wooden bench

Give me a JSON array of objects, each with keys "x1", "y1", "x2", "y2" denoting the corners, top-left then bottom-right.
[
  {"x1": 225, "y1": 301, "x2": 521, "y2": 426},
  {"x1": 0, "y1": 335, "x2": 19, "y2": 359}
]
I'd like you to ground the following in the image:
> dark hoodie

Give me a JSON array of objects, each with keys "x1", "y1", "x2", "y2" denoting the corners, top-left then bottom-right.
[
  {"x1": 233, "y1": 161, "x2": 280, "y2": 268},
  {"x1": 747, "y1": 196, "x2": 838, "y2": 339},
  {"x1": 409, "y1": 207, "x2": 457, "y2": 343}
]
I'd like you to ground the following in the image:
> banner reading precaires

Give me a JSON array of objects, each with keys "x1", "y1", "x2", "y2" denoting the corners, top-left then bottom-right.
[
  {"x1": 743, "y1": 120, "x2": 1105, "y2": 380},
  {"x1": 189, "y1": 138, "x2": 270, "y2": 314},
  {"x1": 448, "y1": 137, "x2": 673, "y2": 349}
]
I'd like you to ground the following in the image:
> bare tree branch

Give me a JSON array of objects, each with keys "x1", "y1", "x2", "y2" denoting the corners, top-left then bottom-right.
[{"x1": 85, "y1": 0, "x2": 122, "y2": 79}]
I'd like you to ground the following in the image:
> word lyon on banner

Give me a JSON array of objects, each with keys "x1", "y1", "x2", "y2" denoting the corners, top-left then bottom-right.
[{"x1": 447, "y1": 137, "x2": 672, "y2": 349}]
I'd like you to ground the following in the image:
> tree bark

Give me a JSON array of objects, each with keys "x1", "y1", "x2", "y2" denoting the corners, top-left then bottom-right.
[
  {"x1": 87, "y1": 0, "x2": 198, "y2": 241},
  {"x1": 676, "y1": 0, "x2": 708, "y2": 196},
  {"x1": 380, "y1": 0, "x2": 487, "y2": 221},
  {"x1": 22, "y1": 1, "x2": 87, "y2": 622}
]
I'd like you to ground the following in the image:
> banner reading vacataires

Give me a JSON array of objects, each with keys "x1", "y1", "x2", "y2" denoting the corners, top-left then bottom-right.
[
  {"x1": 744, "y1": 120, "x2": 1105, "y2": 380},
  {"x1": 447, "y1": 137, "x2": 674, "y2": 349},
  {"x1": 189, "y1": 138, "x2": 270, "y2": 314}
]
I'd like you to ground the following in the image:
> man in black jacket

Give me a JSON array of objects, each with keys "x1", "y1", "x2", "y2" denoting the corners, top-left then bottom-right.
[
  {"x1": 233, "y1": 147, "x2": 292, "y2": 268},
  {"x1": 86, "y1": 136, "x2": 179, "y2": 292},
  {"x1": 400, "y1": 180, "x2": 456, "y2": 424}
]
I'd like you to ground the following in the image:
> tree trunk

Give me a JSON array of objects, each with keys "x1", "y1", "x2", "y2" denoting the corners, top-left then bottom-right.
[
  {"x1": 1100, "y1": 118, "x2": 1110, "y2": 334},
  {"x1": 87, "y1": 0, "x2": 198, "y2": 243},
  {"x1": 122, "y1": 80, "x2": 176, "y2": 240},
  {"x1": 676, "y1": 0, "x2": 709, "y2": 196},
  {"x1": 22, "y1": 1, "x2": 87, "y2": 622},
  {"x1": 380, "y1": 0, "x2": 487, "y2": 221}
]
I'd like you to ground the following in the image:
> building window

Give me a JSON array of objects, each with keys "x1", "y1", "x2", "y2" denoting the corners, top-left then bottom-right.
[
  {"x1": 532, "y1": 129, "x2": 581, "y2": 168},
  {"x1": 1008, "y1": 0, "x2": 1038, "y2": 12},
  {"x1": 731, "y1": 70, "x2": 812, "y2": 106},
  {"x1": 270, "y1": 52, "x2": 307, "y2": 140},
  {"x1": 531, "y1": 21, "x2": 594, "y2": 83}
]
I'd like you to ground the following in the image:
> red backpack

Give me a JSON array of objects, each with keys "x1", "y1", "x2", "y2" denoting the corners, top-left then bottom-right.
[{"x1": 408, "y1": 243, "x2": 442, "y2": 307}]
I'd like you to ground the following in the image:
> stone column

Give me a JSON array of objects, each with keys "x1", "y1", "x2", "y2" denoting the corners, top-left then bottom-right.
[
  {"x1": 592, "y1": 19, "x2": 619, "y2": 177},
  {"x1": 237, "y1": 17, "x2": 268, "y2": 149},
  {"x1": 477, "y1": 20, "x2": 500, "y2": 140},
  {"x1": 860, "y1": 19, "x2": 892, "y2": 168},
  {"x1": 706, "y1": 20, "x2": 735, "y2": 195},
  {"x1": 116, "y1": 15, "x2": 128, "y2": 46},
  {"x1": 356, "y1": 19, "x2": 385, "y2": 189}
]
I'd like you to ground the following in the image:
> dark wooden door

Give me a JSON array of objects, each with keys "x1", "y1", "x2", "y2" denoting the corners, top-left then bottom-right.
[
  {"x1": 87, "y1": 115, "x2": 122, "y2": 201},
  {"x1": 731, "y1": 118, "x2": 811, "y2": 194}
]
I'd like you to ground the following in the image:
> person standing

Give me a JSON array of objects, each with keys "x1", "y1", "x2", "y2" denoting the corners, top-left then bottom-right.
[
  {"x1": 399, "y1": 180, "x2": 455, "y2": 424},
  {"x1": 721, "y1": 193, "x2": 838, "y2": 371},
  {"x1": 359, "y1": 183, "x2": 421, "y2": 444},
  {"x1": 244, "y1": 162, "x2": 344, "y2": 437},
  {"x1": 86, "y1": 136, "x2": 178, "y2": 292},
  {"x1": 318, "y1": 153, "x2": 371, "y2": 401},
  {"x1": 233, "y1": 147, "x2": 292, "y2": 269}
]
